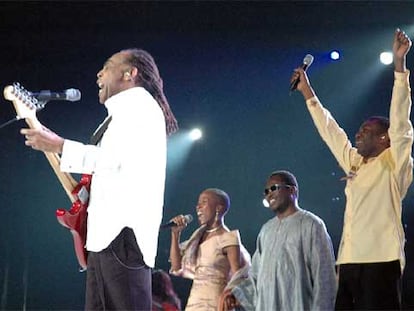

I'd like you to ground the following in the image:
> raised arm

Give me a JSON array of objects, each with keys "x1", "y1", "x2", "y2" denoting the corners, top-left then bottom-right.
[
  {"x1": 389, "y1": 29, "x2": 413, "y2": 197},
  {"x1": 169, "y1": 214, "x2": 189, "y2": 273},
  {"x1": 290, "y1": 59, "x2": 355, "y2": 173},
  {"x1": 290, "y1": 66, "x2": 316, "y2": 102},
  {"x1": 393, "y1": 28, "x2": 411, "y2": 73}
]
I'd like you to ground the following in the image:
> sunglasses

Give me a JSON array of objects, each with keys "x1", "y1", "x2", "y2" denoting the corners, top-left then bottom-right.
[{"x1": 264, "y1": 184, "x2": 293, "y2": 196}]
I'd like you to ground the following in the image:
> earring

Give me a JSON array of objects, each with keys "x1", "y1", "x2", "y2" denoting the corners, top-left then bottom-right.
[{"x1": 124, "y1": 72, "x2": 132, "y2": 81}]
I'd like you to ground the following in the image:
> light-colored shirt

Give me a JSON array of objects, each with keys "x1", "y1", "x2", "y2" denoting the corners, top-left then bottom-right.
[
  {"x1": 232, "y1": 209, "x2": 337, "y2": 311},
  {"x1": 60, "y1": 87, "x2": 167, "y2": 267},
  {"x1": 306, "y1": 71, "x2": 413, "y2": 270}
]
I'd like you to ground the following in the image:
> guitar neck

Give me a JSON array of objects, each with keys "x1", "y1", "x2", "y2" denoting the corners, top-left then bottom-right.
[
  {"x1": 3, "y1": 83, "x2": 79, "y2": 203},
  {"x1": 25, "y1": 116, "x2": 78, "y2": 203},
  {"x1": 44, "y1": 152, "x2": 78, "y2": 203}
]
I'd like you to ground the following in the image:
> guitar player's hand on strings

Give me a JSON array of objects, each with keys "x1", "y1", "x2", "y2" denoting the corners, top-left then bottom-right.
[{"x1": 20, "y1": 126, "x2": 65, "y2": 154}]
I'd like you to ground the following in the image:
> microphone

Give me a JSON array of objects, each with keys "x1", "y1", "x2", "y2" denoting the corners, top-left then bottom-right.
[
  {"x1": 160, "y1": 214, "x2": 193, "y2": 229},
  {"x1": 30, "y1": 88, "x2": 81, "y2": 102},
  {"x1": 289, "y1": 54, "x2": 314, "y2": 91}
]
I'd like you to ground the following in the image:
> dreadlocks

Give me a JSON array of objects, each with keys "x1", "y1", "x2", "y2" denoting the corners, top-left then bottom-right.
[{"x1": 122, "y1": 48, "x2": 178, "y2": 135}]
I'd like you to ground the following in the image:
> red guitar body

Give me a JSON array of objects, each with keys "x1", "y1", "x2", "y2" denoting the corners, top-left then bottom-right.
[{"x1": 56, "y1": 174, "x2": 92, "y2": 271}]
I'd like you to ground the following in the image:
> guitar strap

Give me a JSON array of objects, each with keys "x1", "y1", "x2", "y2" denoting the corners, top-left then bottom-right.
[{"x1": 90, "y1": 115, "x2": 112, "y2": 145}]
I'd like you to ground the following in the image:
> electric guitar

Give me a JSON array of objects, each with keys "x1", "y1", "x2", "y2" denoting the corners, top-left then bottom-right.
[{"x1": 3, "y1": 82, "x2": 89, "y2": 270}]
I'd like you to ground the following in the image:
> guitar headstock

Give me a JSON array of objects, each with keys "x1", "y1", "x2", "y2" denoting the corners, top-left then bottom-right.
[{"x1": 3, "y1": 82, "x2": 43, "y2": 128}]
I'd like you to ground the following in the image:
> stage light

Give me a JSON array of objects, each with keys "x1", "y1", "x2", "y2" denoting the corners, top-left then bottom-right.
[
  {"x1": 380, "y1": 52, "x2": 393, "y2": 65},
  {"x1": 167, "y1": 128, "x2": 203, "y2": 173},
  {"x1": 189, "y1": 128, "x2": 202, "y2": 141},
  {"x1": 330, "y1": 50, "x2": 340, "y2": 60}
]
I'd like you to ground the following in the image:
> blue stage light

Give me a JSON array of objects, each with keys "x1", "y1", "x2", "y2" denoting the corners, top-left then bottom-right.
[{"x1": 330, "y1": 50, "x2": 340, "y2": 60}]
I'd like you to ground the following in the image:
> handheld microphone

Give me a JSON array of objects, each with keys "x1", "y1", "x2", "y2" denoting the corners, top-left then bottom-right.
[
  {"x1": 30, "y1": 88, "x2": 81, "y2": 102},
  {"x1": 289, "y1": 54, "x2": 314, "y2": 91},
  {"x1": 160, "y1": 214, "x2": 193, "y2": 229}
]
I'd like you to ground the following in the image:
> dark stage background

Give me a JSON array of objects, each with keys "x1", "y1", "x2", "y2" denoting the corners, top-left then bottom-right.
[{"x1": 1, "y1": 1, "x2": 414, "y2": 310}]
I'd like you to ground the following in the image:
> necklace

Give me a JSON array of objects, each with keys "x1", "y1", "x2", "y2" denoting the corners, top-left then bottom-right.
[{"x1": 205, "y1": 225, "x2": 222, "y2": 233}]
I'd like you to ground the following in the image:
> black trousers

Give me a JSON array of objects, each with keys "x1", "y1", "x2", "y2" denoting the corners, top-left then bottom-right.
[
  {"x1": 85, "y1": 227, "x2": 152, "y2": 311},
  {"x1": 335, "y1": 260, "x2": 401, "y2": 310}
]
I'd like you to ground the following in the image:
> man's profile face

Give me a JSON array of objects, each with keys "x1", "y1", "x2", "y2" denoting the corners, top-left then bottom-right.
[
  {"x1": 355, "y1": 120, "x2": 387, "y2": 158},
  {"x1": 96, "y1": 51, "x2": 131, "y2": 104}
]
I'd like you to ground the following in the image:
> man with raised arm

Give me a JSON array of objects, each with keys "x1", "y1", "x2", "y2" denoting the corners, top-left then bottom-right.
[{"x1": 292, "y1": 29, "x2": 413, "y2": 309}]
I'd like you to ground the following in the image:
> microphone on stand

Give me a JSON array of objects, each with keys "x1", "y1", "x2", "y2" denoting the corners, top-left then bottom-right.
[
  {"x1": 160, "y1": 214, "x2": 193, "y2": 229},
  {"x1": 30, "y1": 88, "x2": 81, "y2": 102},
  {"x1": 289, "y1": 54, "x2": 314, "y2": 91}
]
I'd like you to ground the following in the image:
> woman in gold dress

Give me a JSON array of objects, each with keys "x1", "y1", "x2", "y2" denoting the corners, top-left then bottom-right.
[{"x1": 168, "y1": 188, "x2": 250, "y2": 311}]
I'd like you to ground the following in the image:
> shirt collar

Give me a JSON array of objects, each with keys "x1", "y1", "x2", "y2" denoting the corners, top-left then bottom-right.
[{"x1": 104, "y1": 86, "x2": 145, "y2": 115}]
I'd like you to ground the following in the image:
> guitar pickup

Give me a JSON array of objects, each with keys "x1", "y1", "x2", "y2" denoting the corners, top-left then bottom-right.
[{"x1": 77, "y1": 186, "x2": 89, "y2": 204}]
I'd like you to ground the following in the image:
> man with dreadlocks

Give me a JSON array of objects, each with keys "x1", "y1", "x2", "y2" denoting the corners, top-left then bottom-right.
[{"x1": 21, "y1": 49, "x2": 178, "y2": 310}]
